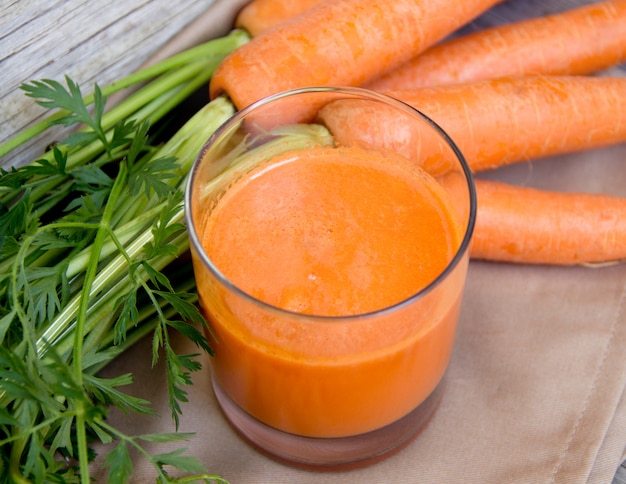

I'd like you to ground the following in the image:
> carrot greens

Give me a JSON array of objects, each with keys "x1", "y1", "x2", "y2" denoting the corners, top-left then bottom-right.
[{"x1": 0, "y1": 30, "x2": 247, "y2": 484}]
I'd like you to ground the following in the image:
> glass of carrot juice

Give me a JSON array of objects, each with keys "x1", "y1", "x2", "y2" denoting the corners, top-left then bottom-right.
[{"x1": 185, "y1": 87, "x2": 476, "y2": 469}]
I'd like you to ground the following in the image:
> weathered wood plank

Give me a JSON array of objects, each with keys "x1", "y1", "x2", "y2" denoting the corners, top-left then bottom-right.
[
  {"x1": 616, "y1": 463, "x2": 626, "y2": 484},
  {"x1": 0, "y1": 0, "x2": 247, "y2": 168}
]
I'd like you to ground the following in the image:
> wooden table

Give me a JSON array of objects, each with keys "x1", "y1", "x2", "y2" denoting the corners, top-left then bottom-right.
[{"x1": 0, "y1": 0, "x2": 250, "y2": 169}]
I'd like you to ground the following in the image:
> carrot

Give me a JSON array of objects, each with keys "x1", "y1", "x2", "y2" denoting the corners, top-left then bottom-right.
[
  {"x1": 209, "y1": 0, "x2": 504, "y2": 111},
  {"x1": 365, "y1": 0, "x2": 626, "y2": 91},
  {"x1": 235, "y1": 0, "x2": 325, "y2": 37},
  {"x1": 470, "y1": 179, "x2": 626, "y2": 265},
  {"x1": 317, "y1": 76, "x2": 626, "y2": 174}
]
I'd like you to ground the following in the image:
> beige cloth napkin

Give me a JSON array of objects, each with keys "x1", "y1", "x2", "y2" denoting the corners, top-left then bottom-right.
[
  {"x1": 93, "y1": 1, "x2": 626, "y2": 482},
  {"x1": 96, "y1": 216, "x2": 626, "y2": 483}
]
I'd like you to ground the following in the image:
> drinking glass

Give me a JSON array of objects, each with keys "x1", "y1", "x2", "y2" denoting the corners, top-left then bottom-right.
[{"x1": 185, "y1": 87, "x2": 476, "y2": 469}]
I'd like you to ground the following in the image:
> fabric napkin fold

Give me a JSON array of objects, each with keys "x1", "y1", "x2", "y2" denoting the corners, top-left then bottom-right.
[{"x1": 95, "y1": 247, "x2": 626, "y2": 483}]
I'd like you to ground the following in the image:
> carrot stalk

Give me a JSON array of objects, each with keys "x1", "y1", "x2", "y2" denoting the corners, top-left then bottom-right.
[
  {"x1": 365, "y1": 0, "x2": 626, "y2": 91},
  {"x1": 471, "y1": 179, "x2": 626, "y2": 265},
  {"x1": 210, "y1": 0, "x2": 504, "y2": 110},
  {"x1": 235, "y1": 0, "x2": 325, "y2": 37},
  {"x1": 317, "y1": 76, "x2": 626, "y2": 174}
]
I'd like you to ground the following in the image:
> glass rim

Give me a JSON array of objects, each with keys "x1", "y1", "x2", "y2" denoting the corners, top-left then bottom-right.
[{"x1": 184, "y1": 86, "x2": 477, "y2": 321}]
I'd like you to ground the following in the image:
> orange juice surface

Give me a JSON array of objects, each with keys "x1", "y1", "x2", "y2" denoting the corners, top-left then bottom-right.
[{"x1": 196, "y1": 145, "x2": 466, "y2": 437}]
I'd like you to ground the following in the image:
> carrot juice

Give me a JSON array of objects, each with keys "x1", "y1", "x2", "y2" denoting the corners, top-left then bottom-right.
[
  {"x1": 191, "y1": 143, "x2": 467, "y2": 438},
  {"x1": 186, "y1": 87, "x2": 475, "y2": 466}
]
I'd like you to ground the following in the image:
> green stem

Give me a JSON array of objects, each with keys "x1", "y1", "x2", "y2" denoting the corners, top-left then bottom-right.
[
  {"x1": 8, "y1": 435, "x2": 30, "y2": 484},
  {"x1": 133, "y1": 63, "x2": 209, "y2": 125},
  {"x1": 75, "y1": 402, "x2": 90, "y2": 484},
  {"x1": 80, "y1": 251, "x2": 199, "y2": 374},
  {"x1": 66, "y1": 203, "x2": 165, "y2": 277},
  {"x1": 71, "y1": 162, "x2": 128, "y2": 375},
  {"x1": 27, "y1": 178, "x2": 75, "y2": 219},
  {"x1": 8, "y1": 221, "x2": 98, "y2": 356},
  {"x1": 73, "y1": 162, "x2": 129, "y2": 483},
  {"x1": 0, "y1": 29, "x2": 249, "y2": 483},
  {"x1": 23, "y1": 84, "x2": 184, "y2": 176},
  {"x1": 36, "y1": 205, "x2": 185, "y2": 356},
  {"x1": 1, "y1": 408, "x2": 79, "y2": 448},
  {"x1": 32, "y1": 99, "x2": 232, "y2": 357},
  {"x1": 100, "y1": 29, "x2": 248, "y2": 100},
  {"x1": 53, "y1": 229, "x2": 191, "y2": 361},
  {"x1": 99, "y1": 62, "x2": 206, "y2": 132},
  {"x1": 0, "y1": 30, "x2": 249, "y2": 160}
]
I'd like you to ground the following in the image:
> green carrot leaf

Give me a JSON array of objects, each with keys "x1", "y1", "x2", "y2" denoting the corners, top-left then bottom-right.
[
  {"x1": 166, "y1": 320, "x2": 212, "y2": 357},
  {"x1": 87, "y1": 418, "x2": 115, "y2": 446},
  {"x1": 83, "y1": 373, "x2": 155, "y2": 416},
  {"x1": 142, "y1": 194, "x2": 186, "y2": 260},
  {"x1": 71, "y1": 164, "x2": 114, "y2": 190},
  {"x1": 1, "y1": 30, "x2": 246, "y2": 481},
  {"x1": 0, "y1": 309, "x2": 17, "y2": 346},
  {"x1": 154, "y1": 292, "x2": 206, "y2": 329},
  {"x1": 0, "y1": 236, "x2": 20, "y2": 266},
  {"x1": 111, "y1": 119, "x2": 141, "y2": 153},
  {"x1": 0, "y1": 188, "x2": 34, "y2": 240},
  {"x1": 115, "y1": 290, "x2": 140, "y2": 343},
  {"x1": 23, "y1": 265, "x2": 64, "y2": 325},
  {"x1": 143, "y1": 263, "x2": 175, "y2": 293},
  {"x1": 174, "y1": 353, "x2": 203, "y2": 375},
  {"x1": 20, "y1": 77, "x2": 82, "y2": 121},
  {"x1": 64, "y1": 130, "x2": 100, "y2": 148},
  {"x1": 48, "y1": 412, "x2": 75, "y2": 457},
  {"x1": 128, "y1": 155, "x2": 179, "y2": 199},
  {"x1": 23, "y1": 77, "x2": 98, "y2": 130},
  {"x1": 152, "y1": 448, "x2": 207, "y2": 474},
  {"x1": 104, "y1": 440, "x2": 134, "y2": 483},
  {"x1": 30, "y1": 230, "x2": 77, "y2": 253},
  {"x1": 23, "y1": 433, "x2": 51, "y2": 482},
  {"x1": 137, "y1": 432, "x2": 196, "y2": 444},
  {"x1": 125, "y1": 120, "x2": 151, "y2": 166},
  {"x1": 3, "y1": 147, "x2": 68, "y2": 181},
  {"x1": 81, "y1": 347, "x2": 124, "y2": 373},
  {"x1": 0, "y1": 406, "x2": 20, "y2": 426},
  {"x1": 92, "y1": 83, "x2": 107, "y2": 133},
  {"x1": 0, "y1": 165, "x2": 28, "y2": 189}
]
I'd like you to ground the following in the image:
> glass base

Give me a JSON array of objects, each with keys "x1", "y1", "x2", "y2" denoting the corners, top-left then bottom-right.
[{"x1": 212, "y1": 376, "x2": 446, "y2": 471}]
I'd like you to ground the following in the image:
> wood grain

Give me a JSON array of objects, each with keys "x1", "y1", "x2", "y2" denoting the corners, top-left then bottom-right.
[{"x1": 0, "y1": 0, "x2": 248, "y2": 168}]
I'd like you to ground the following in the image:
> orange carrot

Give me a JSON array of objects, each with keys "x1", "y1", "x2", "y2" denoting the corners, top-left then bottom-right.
[
  {"x1": 471, "y1": 179, "x2": 626, "y2": 265},
  {"x1": 366, "y1": 0, "x2": 626, "y2": 91},
  {"x1": 317, "y1": 76, "x2": 626, "y2": 174},
  {"x1": 210, "y1": 0, "x2": 504, "y2": 110},
  {"x1": 235, "y1": 0, "x2": 325, "y2": 37}
]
